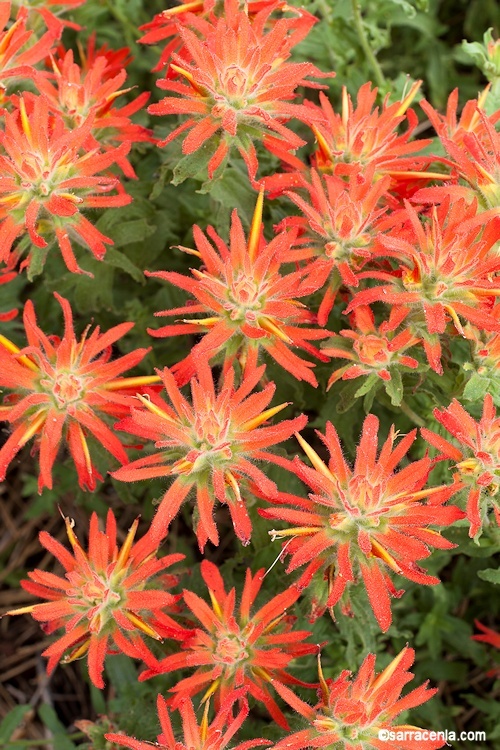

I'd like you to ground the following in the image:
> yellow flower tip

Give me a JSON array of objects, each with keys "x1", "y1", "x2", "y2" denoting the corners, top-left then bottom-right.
[
  {"x1": 477, "y1": 83, "x2": 491, "y2": 112},
  {"x1": 253, "y1": 666, "x2": 272, "y2": 683},
  {"x1": 258, "y1": 315, "x2": 293, "y2": 343},
  {"x1": 248, "y1": 188, "x2": 265, "y2": 263},
  {"x1": 396, "y1": 79, "x2": 422, "y2": 116},
  {"x1": 200, "y1": 700, "x2": 210, "y2": 745},
  {"x1": 135, "y1": 393, "x2": 176, "y2": 422},
  {"x1": 124, "y1": 611, "x2": 163, "y2": 640},
  {"x1": 201, "y1": 678, "x2": 220, "y2": 704},
  {"x1": 63, "y1": 638, "x2": 91, "y2": 663},
  {"x1": 208, "y1": 589, "x2": 224, "y2": 619},
  {"x1": 456, "y1": 458, "x2": 482, "y2": 475},
  {"x1": 169, "y1": 63, "x2": 206, "y2": 96},
  {"x1": 116, "y1": 517, "x2": 140, "y2": 571},
  {"x1": 19, "y1": 97, "x2": 32, "y2": 144},
  {"x1": 312, "y1": 125, "x2": 333, "y2": 163},
  {"x1": 295, "y1": 432, "x2": 336, "y2": 483},
  {"x1": 173, "y1": 458, "x2": 194, "y2": 475},
  {"x1": 371, "y1": 647, "x2": 410, "y2": 691},
  {"x1": 241, "y1": 402, "x2": 289, "y2": 431},
  {"x1": 0, "y1": 334, "x2": 39, "y2": 371},
  {"x1": 164, "y1": 0, "x2": 204, "y2": 17},
  {"x1": 443, "y1": 304, "x2": 465, "y2": 336},
  {"x1": 103, "y1": 374, "x2": 162, "y2": 392},
  {"x1": 370, "y1": 538, "x2": 403, "y2": 574},
  {"x1": 181, "y1": 316, "x2": 220, "y2": 327},
  {"x1": 18, "y1": 411, "x2": 47, "y2": 447},
  {"x1": 225, "y1": 470, "x2": 242, "y2": 502},
  {"x1": 317, "y1": 652, "x2": 329, "y2": 703},
  {"x1": 4, "y1": 604, "x2": 37, "y2": 617}
]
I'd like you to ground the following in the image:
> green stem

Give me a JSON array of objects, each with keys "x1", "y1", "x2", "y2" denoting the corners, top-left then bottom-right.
[
  {"x1": 6, "y1": 734, "x2": 85, "y2": 747},
  {"x1": 399, "y1": 400, "x2": 426, "y2": 428},
  {"x1": 350, "y1": 0, "x2": 386, "y2": 89}
]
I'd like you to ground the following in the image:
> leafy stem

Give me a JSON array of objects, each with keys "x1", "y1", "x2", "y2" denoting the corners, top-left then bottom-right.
[{"x1": 350, "y1": 0, "x2": 386, "y2": 89}]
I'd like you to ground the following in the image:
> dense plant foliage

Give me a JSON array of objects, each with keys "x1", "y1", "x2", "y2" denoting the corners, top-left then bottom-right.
[{"x1": 0, "y1": 0, "x2": 499, "y2": 748}]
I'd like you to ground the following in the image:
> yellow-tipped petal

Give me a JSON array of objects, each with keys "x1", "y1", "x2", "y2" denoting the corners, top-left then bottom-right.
[
  {"x1": 135, "y1": 393, "x2": 176, "y2": 422},
  {"x1": 19, "y1": 97, "x2": 32, "y2": 145},
  {"x1": 295, "y1": 432, "x2": 336, "y2": 483},
  {"x1": 395, "y1": 80, "x2": 422, "y2": 116},
  {"x1": 200, "y1": 700, "x2": 210, "y2": 745},
  {"x1": 103, "y1": 375, "x2": 162, "y2": 391},
  {"x1": 124, "y1": 611, "x2": 163, "y2": 640},
  {"x1": 383, "y1": 170, "x2": 448, "y2": 180},
  {"x1": 19, "y1": 411, "x2": 47, "y2": 446},
  {"x1": 370, "y1": 538, "x2": 403, "y2": 574},
  {"x1": 76, "y1": 423, "x2": 93, "y2": 479},
  {"x1": 225, "y1": 470, "x2": 242, "y2": 502},
  {"x1": 443, "y1": 304, "x2": 465, "y2": 336},
  {"x1": 248, "y1": 188, "x2": 264, "y2": 263},
  {"x1": 253, "y1": 666, "x2": 272, "y2": 683},
  {"x1": 164, "y1": 0, "x2": 204, "y2": 17},
  {"x1": 170, "y1": 63, "x2": 206, "y2": 95},
  {"x1": 241, "y1": 402, "x2": 289, "y2": 431},
  {"x1": 318, "y1": 653, "x2": 329, "y2": 704},
  {"x1": 269, "y1": 526, "x2": 319, "y2": 541},
  {"x1": 208, "y1": 589, "x2": 223, "y2": 619},
  {"x1": 312, "y1": 125, "x2": 332, "y2": 163},
  {"x1": 64, "y1": 515, "x2": 88, "y2": 560},
  {"x1": 201, "y1": 678, "x2": 220, "y2": 704},
  {"x1": 371, "y1": 647, "x2": 409, "y2": 690},
  {"x1": 63, "y1": 638, "x2": 91, "y2": 663},
  {"x1": 173, "y1": 458, "x2": 194, "y2": 475},
  {"x1": 258, "y1": 316, "x2": 293, "y2": 343},
  {"x1": 0, "y1": 334, "x2": 39, "y2": 371},
  {"x1": 115, "y1": 518, "x2": 140, "y2": 572},
  {"x1": 180, "y1": 317, "x2": 220, "y2": 327},
  {"x1": 4, "y1": 604, "x2": 37, "y2": 616}
]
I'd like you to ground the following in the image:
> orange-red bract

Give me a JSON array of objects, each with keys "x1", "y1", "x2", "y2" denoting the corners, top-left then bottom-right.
[
  {"x1": 113, "y1": 360, "x2": 307, "y2": 549},
  {"x1": 0, "y1": 293, "x2": 159, "y2": 491},
  {"x1": 140, "y1": 559, "x2": 316, "y2": 729},
  {"x1": 6, "y1": 510, "x2": 184, "y2": 689}
]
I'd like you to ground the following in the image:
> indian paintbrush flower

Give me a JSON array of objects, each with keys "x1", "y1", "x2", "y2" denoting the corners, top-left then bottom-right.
[
  {"x1": 139, "y1": 559, "x2": 316, "y2": 729},
  {"x1": 5, "y1": 509, "x2": 184, "y2": 689},
  {"x1": 259, "y1": 414, "x2": 463, "y2": 630},
  {"x1": 0, "y1": 292, "x2": 160, "y2": 491},
  {"x1": 113, "y1": 360, "x2": 307, "y2": 549}
]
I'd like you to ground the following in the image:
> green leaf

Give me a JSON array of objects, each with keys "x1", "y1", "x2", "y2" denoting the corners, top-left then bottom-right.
[
  {"x1": 38, "y1": 705, "x2": 77, "y2": 750},
  {"x1": 385, "y1": 367, "x2": 404, "y2": 406},
  {"x1": 477, "y1": 567, "x2": 500, "y2": 584},
  {"x1": 107, "y1": 219, "x2": 156, "y2": 249},
  {"x1": 104, "y1": 247, "x2": 145, "y2": 283},
  {"x1": 463, "y1": 373, "x2": 490, "y2": 402},
  {"x1": 0, "y1": 705, "x2": 31, "y2": 742}
]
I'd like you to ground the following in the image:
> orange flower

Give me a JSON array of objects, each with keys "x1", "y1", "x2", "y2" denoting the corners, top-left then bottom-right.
[
  {"x1": 6, "y1": 510, "x2": 184, "y2": 689},
  {"x1": 260, "y1": 414, "x2": 463, "y2": 630},
  {"x1": 107, "y1": 692, "x2": 270, "y2": 750},
  {"x1": 148, "y1": 0, "x2": 330, "y2": 182},
  {"x1": 272, "y1": 647, "x2": 444, "y2": 750},
  {"x1": 113, "y1": 361, "x2": 307, "y2": 549},
  {"x1": 0, "y1": 93, "x2": 132, "y2": 277},
  {"x1": 0, "y1": 293, "x2": 159, "y2": 491},
  {"x1": 0, "y1": 2, "x2": 58, "y2": 88},
  {"x1": 421, "y1": 395, "x2": 500, "y2": 539},
  {"x1": 147, "y1": 192, "x2": 328, "y2": 387},
  {"x1": 140, "y1": 560, "x2": 316, "y2": 729},
  {"x1": 31, "y1": 46, "x2": 153, "y2": 177}
]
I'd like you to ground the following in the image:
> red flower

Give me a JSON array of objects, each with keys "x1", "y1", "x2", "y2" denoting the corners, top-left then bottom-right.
[
  {"x1": 0, "y1": 93, "x2": 132, "y2": 277},
  {"x1": 147, "y1": 192, "x2": 328, "y2": 387},
  {"x1": 260, "y1": 414, "x2": 463, "y2": 630},
  {"x1": 31, "y1": 46, "x2": 153, "y2": 177},
  {"x1": 272, "y1": 647, "x2": 444, "y2": 750},
  {"x1": 106, "y1": 692, "x2": 270, "y2": 750},
  {"x1": 0, "y1": 293, "x2": 159, "y2": 491},
  {"x1": 0, "y1": 2, "x2": 58, "y2": 88},
  {"x1": 418, "y1": 91, "x2": 500, "y2": 210},
  {"x1": 347, "y1": 197, "x2": 500, "y2": 374},
  {"x1": 309, "y1": 82, "x2": 440, "y2": 191},
  {"x1": 323, "y1": 305, "x2": 420, "y2": 390},
  {"x1": 421, "y1": 395, "x2": 500, "y2": 539},
  {"x1": 472, "y1": 620, "x2": 500, "y2": 678},
  {"x1": 148, "y1": 0, "x2": 330, "y2": 182},
  {"x1": 140, "y1": 560, "x2": 316, "y2": 729},
  {"x1": 274, "y1": 166, "x2": 393, "y2": 325},
  {"x1": 6, "y1": 509, "x2": 184, "y2": 689},
  {"x1": 113, "y1": 360, "x2": 307, "y2": 549}
]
